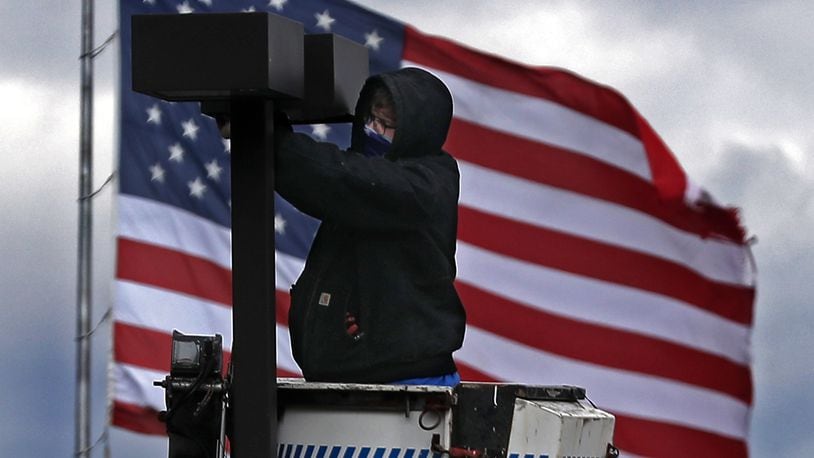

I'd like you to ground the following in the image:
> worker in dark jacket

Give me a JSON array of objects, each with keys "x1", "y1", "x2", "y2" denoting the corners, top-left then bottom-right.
[{"x1": 274, "y1": 67, "x2": 466, "y2": 384}]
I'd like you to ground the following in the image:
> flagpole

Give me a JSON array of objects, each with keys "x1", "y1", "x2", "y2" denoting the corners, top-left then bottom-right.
[{"x1": 76, "y1": 0, "x2": 94, "y2": 456}]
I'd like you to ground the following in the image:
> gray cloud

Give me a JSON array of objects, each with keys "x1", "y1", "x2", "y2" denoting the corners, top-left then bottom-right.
[
  {"x1": 703, "y1": 142, "x2": 814, "y2": 457},
  {"x1": 0, "y1": 2, "x2": 119, "y2": 85},
  {"x1": 0, "y1": 3, "x2": 78, "y2": 82},
  {"x1": 0, "y1": 74, "x2": 116, "y2": 454},
  {"x1": 0, "y1": 149, "x2": 116, "y2": 455},
  {"x1": 705, "y1": 142, "x2": 813, "y2": 243}
]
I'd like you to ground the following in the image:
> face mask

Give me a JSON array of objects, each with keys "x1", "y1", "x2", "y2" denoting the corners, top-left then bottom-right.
[{"x1": 363, "y1": 125, "x2": 392, "y2": 157}]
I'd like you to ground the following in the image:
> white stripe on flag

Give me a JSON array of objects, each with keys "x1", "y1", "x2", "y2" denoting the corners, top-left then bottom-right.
[
  {"x1": 458, "y1": 160, "x2": 754, "y2": 287},
  {"x1": 456, "y1": 241, "x2": 750, "y2": 365},
  {"x1": 119, "y1": 194, "x2": 308, "y2": 288},
  {"x1": 119, "y1": 194, "x2": 232, "y2": 269},
  {"x1": 403, "y1": 60, "x2": 652, "y2": 181},
  {"x1": 456, "y1": 326, "x2": 749, "y2": 440},
  {"x1": 115, "y1": 280, "x2": 233, "y2": 347},
  {"x1": 619, "y1": 452, "x2": 645, "y2": 458},
  {"x1": 276, "y1": 250, "x2": 306, "y2": 290},
  {"x1": 276, "y1": 323, "x2": 300, "y2": 375},
  {"x1": 114, "y1": 363, "x2": 167, "y2": 412}
]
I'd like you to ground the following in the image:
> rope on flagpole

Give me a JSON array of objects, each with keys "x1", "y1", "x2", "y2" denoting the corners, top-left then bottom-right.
[
  {"x1": 74, "y1": 430, "x2": 109, "y2": 457},
  {"x1": 74, "y1": 307, "x2": 112, "y2": 341},
  {"x1": 79, "y1": 30, "x2": 119, "y2": 60},
  {"x1": 77, "y1": 171, "x2": 117, "y2": 202}
]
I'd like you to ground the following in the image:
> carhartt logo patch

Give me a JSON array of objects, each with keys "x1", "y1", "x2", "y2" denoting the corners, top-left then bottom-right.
[{"x1": 318, "y1": 292, "x2": 331, "y2": 306}]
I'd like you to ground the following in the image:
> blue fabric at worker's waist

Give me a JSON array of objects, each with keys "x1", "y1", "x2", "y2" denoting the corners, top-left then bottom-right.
[{"x1": 392, "y1": 372, "x2": 460, "y2": 386}]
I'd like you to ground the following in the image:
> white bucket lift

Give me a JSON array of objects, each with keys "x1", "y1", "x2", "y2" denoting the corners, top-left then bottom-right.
[{"x1": 277, "y1": 379, "x2": 617, "y2": 458}]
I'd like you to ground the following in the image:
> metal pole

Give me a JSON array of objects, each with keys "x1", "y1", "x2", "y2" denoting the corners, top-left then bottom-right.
[
  {"x1": 229, "y1": 98, "x2": 278, "y2": 457},
  {"x1": 76, "y1": 0, "x2": 94, "y2": 456}
]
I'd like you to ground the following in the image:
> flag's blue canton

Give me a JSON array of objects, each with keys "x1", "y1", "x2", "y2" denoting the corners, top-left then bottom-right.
[
  {"x1": 119, "y1": 0, "x2": 405, "y2": 259},
  {"x1": 120, "y1": 98, "x2": 233, "y2": 224}
]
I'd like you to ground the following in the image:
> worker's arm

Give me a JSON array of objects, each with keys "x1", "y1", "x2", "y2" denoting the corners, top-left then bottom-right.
[{"x1": 274, "y1": 130, "x2": 459, "y2": 231}]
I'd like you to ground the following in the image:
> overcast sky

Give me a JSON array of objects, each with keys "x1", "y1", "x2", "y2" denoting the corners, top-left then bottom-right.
[{"x1": 1, "y1": 1, "x2": 812, "y2": 456}]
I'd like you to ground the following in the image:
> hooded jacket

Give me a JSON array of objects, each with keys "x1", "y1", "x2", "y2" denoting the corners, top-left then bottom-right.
[{"x1": 274, "y1": 67, "x2": 466, "y2": 383}]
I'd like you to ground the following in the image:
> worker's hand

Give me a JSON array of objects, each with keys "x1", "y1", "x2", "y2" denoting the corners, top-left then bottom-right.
[
  {"x1": 215, "y1": 114, "x2": 231, "y2": 139},
  {"x1": 274, "y1": 110, "x2": 293, "y2": 133}
]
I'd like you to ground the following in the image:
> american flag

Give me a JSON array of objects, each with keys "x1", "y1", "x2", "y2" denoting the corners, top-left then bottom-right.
[{"x1": 113, "y1": 0, "x2": 756, "y2": 456}]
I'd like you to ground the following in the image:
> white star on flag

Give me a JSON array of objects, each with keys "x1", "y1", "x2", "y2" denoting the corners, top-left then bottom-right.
[
  {"x1": 149, "y1": 163, "x2": 166, "y2": 182},
  {"x1": 181, "y1": 118, "x2": 200, "y2": 141},
  {"x1": 177, "y1": 1, "x2": 194, "y2": 14},
  {"x1": 315, "y1": 10, "x2": 335, "y2": 32},
  {"x1": 168, "y1": 143, "x2": 185, "y2": 162},
  {"x1": 242, "y1": 6, "x2": 256, "y2": 12},
  {"x1": 274, "y1": 213, "x2": 287, "y2": 234},
  {"x1": 268, "y1": 0, "x2": 286, "y2": 11},
  {"x1": 188, "y1": 177, "x2": 207, "y2": 199},
  {"x1": 222, "y1": 138, "x2": 231, "y2": 154},
  {"x1": 205, "y1": 159, "x2": 224, "y2": 182},
  {"x1": 146, "y1": 104, "x2": 162, "y2": 125},
  {"x1": 310, "y1": 124, "x2": 331, "y2": 141},
  {"x1": 364, "y1": 30, "x2": 383, "y2": 51}
]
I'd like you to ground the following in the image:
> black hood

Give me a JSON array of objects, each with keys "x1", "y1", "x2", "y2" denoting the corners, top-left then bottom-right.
[{"x1": 350, "y1": 67, "x2": 453, "y2": 159}]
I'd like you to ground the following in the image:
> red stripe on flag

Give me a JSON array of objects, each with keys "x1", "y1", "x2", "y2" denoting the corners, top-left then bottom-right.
[
  {"x1": 276, "y1": 289, "x2": 290, "y2": 326},
  {"x1": 403, "y1": 26, "x2": 640, "y2": 138},
  {"x1": 635, "y1": 112, "x2": 688, "y2": 202},
  {"x1": 614, "y1": 413, "x2": 747, "y2": 457},
  {"x1": 117, "y1": 238, "x2": 232, "y2": 306},
  {"x1": 455, "y1": 360, "x2": 501, "y2": 383},
  {"x1": 115, "y1": 322, "x2": 234, "y2": 374},
  {"x1": 457, "y1": 205, "x2": 754, "y2": 325},
  {"x1": 456, "y1": 281, "x2": 752, "y2": 403},
  {"x1": 112, "y1": 401, "x2": 165, "y2": 436},
  {"x1": 277, "y1": 368, "x2": 301, "y2": 378},
  {"x1": 114, "y1": 322, "x2": 173, "y2": 372},
  {"x1": 448, "y1": 118, "x2": 747, "y2": 244}
]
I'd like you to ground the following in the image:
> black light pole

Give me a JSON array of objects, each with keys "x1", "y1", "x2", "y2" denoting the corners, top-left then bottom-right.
[
  {"x1": 229, "y1": 98, "x2": 279, "y2": 454},
  {"x1": 132, "y1": 13, "x2": 304, "y2": 456}
]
